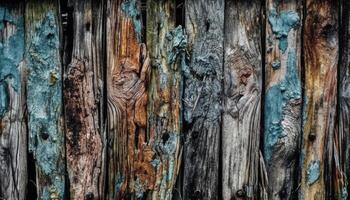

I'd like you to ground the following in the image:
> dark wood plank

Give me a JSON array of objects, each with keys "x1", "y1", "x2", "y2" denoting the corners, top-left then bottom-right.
[
  {"x1": 146, "y1": 0, "x2": 185, "y2": 199},
  {"x1": 63, "y1": 0, "x2": 105, "y2": 199},
  {"x1": 0, "y1": 2, "x2": 27, "y2": 200},
  {"x1": 25, "y1": 1, "x2": 65, "y2": 199},
  {"x1": 182, "y1": 0, "x2": 224, "y2": 199},
  {"x1": 264, "y1": 0, "x2": 303, "y2": 199},
  {"x1": 301, "y1": 0, "x2": 339, "y2": 198},
  {"x1": 222, "y1": 0, "x2": 262, "y2": 199},
  {"x1": 106, "y1": 0, "x2": 151, "y2": 198}
]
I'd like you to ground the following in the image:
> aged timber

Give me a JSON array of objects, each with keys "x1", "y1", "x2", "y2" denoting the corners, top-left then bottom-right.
[
  {"x1": 106, "y1": 0, "x2": 151, "y2": 199},
  {"x1": 222, "y1": 0, "x2": 262, "y2": 199},
  {"x1": 0, "y1": 2, "x2": 27, "y2": 200},
  {"x1": 63, "y1": 0, "x2": 105, "y2": 199},
  {"x1": 301, "y1": 0, "x2": 339, "y2": 199},
  {"x1": 264, "y1": 0, "x2": 302, "y2": 199},
  {"x1": 25, "y1": 1, "x2": 64, "y2": 199},
  {"x1": 146, "y1": 0, "x2": 185, "y2": 199},
  {"x1": 183, "y1": 0, "x2": 224, "y2": 199}
]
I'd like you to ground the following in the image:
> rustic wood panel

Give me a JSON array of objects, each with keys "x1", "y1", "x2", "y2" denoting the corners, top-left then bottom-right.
[
  {"x1": 264, "y1": 0, "x2": 303, "y2": 199},
  {"x1": 106, "y1": 0, "x2": 151, "y2": 199},
  {"x1": 25, "y1": 1, "x2": 65, "y2": 199},
  {"x1": 146, "y1": 0, "x2": 185, "y2": 199},
  {"x1": 182, "y1": 0, "x2": 224, "y2": 199},
  {"x1": 0, "y1": 2, "x2": 27, "y2": 200},
  {"x1": 301, "y1": 0, "x2": 339, "y2": 199},
  {"x1": 63, "y1": 0, "x2": 105, "y2": 199},
  {"x1": 222, "y1": 0, "x2": 262, "y2": 199},
  {"x1": 337, "y1": 0, "x2": 350, "y2": 198}
]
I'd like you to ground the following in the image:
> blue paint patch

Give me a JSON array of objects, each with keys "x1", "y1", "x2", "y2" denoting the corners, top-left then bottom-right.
[
  {"x1": 271, "y1": 60, "x2": 281, "y2": 70},
  {"x1": 264, "y1": 48, "x2": 301, "y2": 161},
  {"x1": 114, "y1": 173, "x2": 124, "y2": 198},
  {"x1": 0, "y1": 6, "x2": 24, "y2": 118},
  {"x1": 268, "y1": 8, "x2": 299, "y2": 53},
  {"x1": 26, "y1": 11, "x2": 65, "y2": 199},
  {"x1": 306, "y1": 160, "x2": 320, "y2": 184},
  {"x1": 121, "y1": 0, "x2": 142, "y2": 42}
]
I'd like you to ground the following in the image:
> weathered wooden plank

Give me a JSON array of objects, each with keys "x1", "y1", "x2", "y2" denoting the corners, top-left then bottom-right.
[
  {"x1": 25, "y1": 1, "x2": 65, "y2": 199},
  {"x1": 63, "y1": 0, "x2": 105, "y2": 199},
  {"x1": 301, "y1": 0, "x2": 339, "y2": 199},
  {"x1": 0, "y1": 2, "x2": 27, "y2": 200},
  {"x1": 146, "y1": 1, "x2": 185, "y2": 199},
  {"x1": 106, "y1": 0, "x2": 151, "y2": 199},
  {"x1": 337, "y1": 0, "x2": 350, "y2": 198},
  {"x1": 182, "y1": 0, "x2": 224, "y2": 199},
  {"x1": 222, "y1": 1, "x2": 262, "y2": 199},
  {"x1": 264, "y1": 0, "x2": 302, "y2": 199}
]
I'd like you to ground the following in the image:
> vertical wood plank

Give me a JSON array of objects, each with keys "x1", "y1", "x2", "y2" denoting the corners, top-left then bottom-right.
[
  {"x1": 25, "y1": 1, "x2": 65, "y2": 199},
  {"x1": 183, "y1": 0, "x2": 224, "y2": 199},
  {"x1": 222, "y1": 0, "x2": 262, "y2": 199},
  {"x1": 301, "y1": 0, "x2": 339, "y2": 199},
  {"x1": 146, "y1": 1, "x2": 185, "y2": 199},
  {"x1": 337, "y1": 0, "x2": 350, "y2": 198},
  {"x1": 63, "y1": 0, "x2": 105, "y2": 199},
  {"x1": 264, "y1": 0, "x2": 303, "y2": 199},
  {"x1": 0, "y1": 2, "x2": 27, "y2": 200},
  {"x1": 106, "y1": 0, "x2": 151, "y2": 198}
]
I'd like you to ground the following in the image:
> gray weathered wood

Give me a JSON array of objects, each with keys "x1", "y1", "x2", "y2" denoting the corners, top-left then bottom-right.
[
  {"x1": 63, "y1": 0, "x2": 105, "y2": 199},
  {"x1": 264, "y1": 0, "x2": 303, "y2": 199},
  {"x1": 222, "y1": 0, "x2": 262, "y2": 199},
  {"x1": 183, "y1": 0, "x2": 224, "y2": 199},
  {"x1": 0, "y1": 2, "x2": 27, "y2": 200}
]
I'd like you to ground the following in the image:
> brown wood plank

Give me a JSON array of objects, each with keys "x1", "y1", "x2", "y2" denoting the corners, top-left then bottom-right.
[
  {"x1": 301, "y1": 0, "x2": 339, "y2": 198},
  {"x1": 62, "y1": 0, "x2": 105, "y2": 199}
]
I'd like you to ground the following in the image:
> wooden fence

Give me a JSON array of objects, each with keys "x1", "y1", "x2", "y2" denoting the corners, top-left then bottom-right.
[{"x1": 0, "y1": 0, "x2": 350, "y2": 199}]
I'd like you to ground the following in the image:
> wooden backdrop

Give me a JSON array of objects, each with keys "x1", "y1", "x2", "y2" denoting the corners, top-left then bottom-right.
[{"x1": 0, "y1": 0, "x2": 350, "y2": 199}]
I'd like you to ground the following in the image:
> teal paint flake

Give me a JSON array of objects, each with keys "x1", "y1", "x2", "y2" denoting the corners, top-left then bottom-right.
[
  {"x1": 306, "y1": 160, "x2": 320, "y2": 185},
  {"x1": 271, "y1": 60, "x2": 281, "y2": 70},
  {"x1": 26, "y1": 11, "x2": 64, "y2": 199},
  {"x1": 268, "y1": 8, "x2": 299, "y2": 53},
  {"x1": 121, "y1": 0, "x2": 142, "y2": 42},
  {"x1": 264, "y1": 48, "x2": 301, "y2": 161},
  {"x1": 0, "y1": 6, "x2": 24, "y2": 118}
]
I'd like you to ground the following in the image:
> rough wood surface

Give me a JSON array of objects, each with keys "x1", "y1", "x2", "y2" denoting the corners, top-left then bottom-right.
[
  {"x1": 0, "y1": 3, "x2": 27, "y2": 200},
  {"x1": 182, "y1": 0, "x2": 224, "y2": 199},
  {"x1": 63, "y1": 0, "x2": 105, "y2": 199},
  {"x1": 222, "y1": 1, "x2": 262, "y2": 199},
  {"x1": 146, "y1": 1, "x2": 185, "y2": 199},
  {"x1": 264, "y1": 1, "x2": 302, "y2": 199},
  {"x1": 106, "y1": 0, "x2": 151, "y2": 199},
  {"x1": 25, "y1": 1, "x2": 65, "y2": 199},
  {"x1": 301, "y1": 0, "x2": 339, "y2": 199}
]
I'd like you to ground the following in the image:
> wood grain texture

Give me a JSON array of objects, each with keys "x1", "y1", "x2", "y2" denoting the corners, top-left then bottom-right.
[
  {"x1": 183, "y1": 0, "x2": 224, "y2": 199},
  {"x1": 301, "y1": 0, "x2": 339, "y2": 199},
  {"x1": 264, "y1": 1, "x2": 302, "y2": 199},
  {"x1": 146, "y1": 1, "x2": 185, "y2": 199},
  {"x1": 0, "y1": 3, "x2": 27, "y2": 200},
  {"x1": 63, "y1": 0, "x2": 105, "y2": 199},
  {"x1": 25, "y1": 1, "x2": 64, "y2": 199},
  {"x1": 106, "y1": 0, "x2": 151, "y2": 199},
  {"x1": 222, "y1": 1, "x2": 262, "y2": 199},
  {"x1": 337, "y1": 0, "x2": 350, "y2": 198}
]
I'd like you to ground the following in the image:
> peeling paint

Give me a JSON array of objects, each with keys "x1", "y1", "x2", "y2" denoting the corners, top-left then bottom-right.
[
  {"x1": 0, "y1": 7, "x2": 24, "y2": 118},
  {"x1": 264, "y1": 48, "x2": 301, "y2": 161},
  {"x1": 306, "y1": 160, "x2": 320, "y2": 185},
  {"x1": 121, "y1": 0, "x2": 142, "y2": 42},
  {"x1": 166, "y1": 25, "x2": 187, "y2": 65},
  {"x1": 271, "y1": 60, "x2": 281, "y2": 70},
  {"x1": 26, "y1": 10, "x2": 64, "y2": 199},
  {"x1": 268, "y1": 8, "x2": 299, "y2": 53}
]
